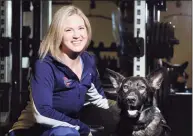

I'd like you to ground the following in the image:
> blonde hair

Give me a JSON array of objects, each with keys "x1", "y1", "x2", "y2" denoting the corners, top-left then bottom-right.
[{"x1": 38, "y1": 5, "x2": 92, "y2": 60}]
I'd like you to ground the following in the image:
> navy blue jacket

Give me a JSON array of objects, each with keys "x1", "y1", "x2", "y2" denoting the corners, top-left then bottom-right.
[{"x1": 10, "y1": 52, "x2": 109, "y2": 135}]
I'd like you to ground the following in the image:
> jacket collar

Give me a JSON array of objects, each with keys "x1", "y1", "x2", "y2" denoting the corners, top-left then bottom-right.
[{"x1": 44, "y1": 52, "x2": 93, "y2": 81}]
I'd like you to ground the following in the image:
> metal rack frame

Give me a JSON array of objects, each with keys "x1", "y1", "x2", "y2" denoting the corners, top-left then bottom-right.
[
  {"x1": 0, "y1": 1, "x2": 12, "y2": 83},
  {"x1": 133, "y1": 0, "x2": 147, "y2": 77}
]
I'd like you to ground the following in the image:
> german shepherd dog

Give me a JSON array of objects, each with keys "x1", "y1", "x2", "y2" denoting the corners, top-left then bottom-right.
[{"x1": 106, "y1": 68, "x2": 171, "y2": 136}]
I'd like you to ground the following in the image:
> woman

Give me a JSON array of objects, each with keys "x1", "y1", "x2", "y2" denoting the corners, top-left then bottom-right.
[{"x1": 9, "y1": 5, "x2": 113, "y2": 136}]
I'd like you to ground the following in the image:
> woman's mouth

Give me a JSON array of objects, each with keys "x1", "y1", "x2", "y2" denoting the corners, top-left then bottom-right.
[{"x1": 72, "y1": 40, "x2": 82, "y2": 44}]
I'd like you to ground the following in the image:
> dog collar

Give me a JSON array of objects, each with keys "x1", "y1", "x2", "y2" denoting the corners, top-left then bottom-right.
[
  {"x1": 138, "y1": 104, "x2": 144, "y2": 114},
  {"x1": 138, "y1": 104, "x2": 152, "y2": 114}
]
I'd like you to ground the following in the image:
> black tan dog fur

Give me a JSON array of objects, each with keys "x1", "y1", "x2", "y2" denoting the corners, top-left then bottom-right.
[{"x1": 106, "y1": 68, "x2": 171, "y2": 136}]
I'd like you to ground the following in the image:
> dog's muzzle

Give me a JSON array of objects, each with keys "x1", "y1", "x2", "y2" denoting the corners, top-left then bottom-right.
[
  {"x1": 126, "y1": 92, "x2": 138, "y2": 106},
  {"x1": 127, "y1": 95, "x2": 137, "y2": 105},
  {"x1": 126, "y1": 94, "x2": 139, "y2": 118}
]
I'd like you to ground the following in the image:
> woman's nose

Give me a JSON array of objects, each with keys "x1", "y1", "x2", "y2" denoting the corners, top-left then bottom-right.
[{"x1": 72, "y1": 30, "x2": 80, "y2": 38}]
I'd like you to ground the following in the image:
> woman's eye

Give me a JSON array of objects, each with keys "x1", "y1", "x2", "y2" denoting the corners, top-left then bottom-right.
[
  {"x1": 79, "y1": 27, "x2": 85, "y2": 30},
  {"x1": 65, "y1": 29, "x2": 71, "y2": 32}
]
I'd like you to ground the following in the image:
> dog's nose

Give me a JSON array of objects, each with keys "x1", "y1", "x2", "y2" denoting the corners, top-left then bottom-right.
[{"x1": 127, "y1": 96, "x2": 137, "y2": 103}]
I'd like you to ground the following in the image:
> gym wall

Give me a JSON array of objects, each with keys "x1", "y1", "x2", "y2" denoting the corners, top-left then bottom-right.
[
  {"x1": 24, "y1": 1, "x2": 192, "y2": 88},
  {"x1": 160, "y1": 1, "x2": 192, "y2": 88}
]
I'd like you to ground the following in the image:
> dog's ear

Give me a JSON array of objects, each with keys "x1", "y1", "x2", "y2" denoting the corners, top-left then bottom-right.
[
  {"x1": 106, "y1": 68, "x2": 125, "y2": 89},
  {"x1": 180, "y1": 61, "x2": 188, "y2": 70},
  {"x1": 147, "y1": 68, "x2": 166, "y2": 90},
  {"x1": 162, "y1": 61, "x2": 172, "y2": 68}
]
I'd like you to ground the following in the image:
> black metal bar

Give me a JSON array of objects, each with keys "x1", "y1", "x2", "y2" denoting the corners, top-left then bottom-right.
[
  {"x1": 32, "y1": 0, "x2": 41, "y2": 65},
  {"x1": 0, "y1": 83, "x2": 11, "y2": 112},
  {"x1": 11, "y1": 0, "x2": 22, "y2": 122},
  {"x1": 52, "y1": 0, "x2": 72, "y2": 5}
]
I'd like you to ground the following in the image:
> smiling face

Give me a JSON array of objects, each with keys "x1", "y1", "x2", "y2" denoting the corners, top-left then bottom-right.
[{"x1": 61, "y1": 14, "x2": 88, "y2": 54}]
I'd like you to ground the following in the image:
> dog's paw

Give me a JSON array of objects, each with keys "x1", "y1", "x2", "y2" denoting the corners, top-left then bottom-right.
[{"x1": 132, "y1": 130, "x2": 145, "y2": 136}]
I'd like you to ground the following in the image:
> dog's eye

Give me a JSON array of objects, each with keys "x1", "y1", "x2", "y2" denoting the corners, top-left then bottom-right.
[
  {"x1": 123, "y1": 85, "x2": 129, "y2": 90},
  {"x1": 140, "y1": 85, "x2": 146, "y2": 90},
  {"x1": 136, "y1": 82, "x2": 146, "y2": 89},
  {"x1": 139, "y1": 85, "x2": 146, "y2": 94}
]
